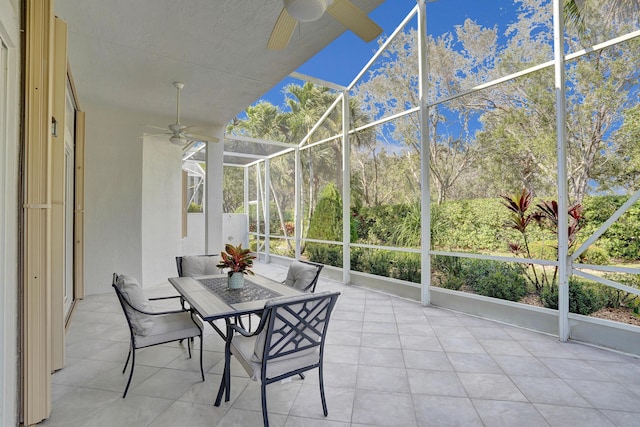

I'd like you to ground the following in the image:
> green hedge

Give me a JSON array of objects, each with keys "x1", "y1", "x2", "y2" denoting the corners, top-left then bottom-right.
[
  {"x1": 540, "y1": 278, "x2": 606, "y2": 315},
  {"x1": 431, "y1": 256, "x2": 527, "y2": 301},
  {"x1": 460, "y1": 259, "x2": 528, "y2": 301},
  {"x1": 306, "y1": 243, "x2": 343, "y2": 268},
  {"x1": 581, "y1": 196, "x2": 640, "y2": 261},
  {"x1": 349, "y1": 195, "x2": 637, "y2": 261},
  {"x1": 350, "y1": 248, "x2": 421, "y2": 283}
]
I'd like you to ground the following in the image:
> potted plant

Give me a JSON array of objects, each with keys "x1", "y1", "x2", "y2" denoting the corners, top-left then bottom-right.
[{"x1": 216, "y1": 243, "x2": 256, "y2": 289}]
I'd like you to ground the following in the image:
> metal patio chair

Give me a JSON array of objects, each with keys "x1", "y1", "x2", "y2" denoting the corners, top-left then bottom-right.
[
  {"x1": 112, "y1": 273, "x2": 204, "y2": 398},
  {"x1": 214, "y1": 291, "x2": 340, "y2": 427},
  {"x1": 283, "y1": 259, "x2": 324, "y2": 293},
  {"x1": 175, "y1": 254, "x2": 219, "y2": 277}
]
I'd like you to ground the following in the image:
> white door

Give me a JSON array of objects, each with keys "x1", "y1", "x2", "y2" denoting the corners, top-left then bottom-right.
[{"x1": 63, "y1": 79, "x2": 76, "y2": 318}]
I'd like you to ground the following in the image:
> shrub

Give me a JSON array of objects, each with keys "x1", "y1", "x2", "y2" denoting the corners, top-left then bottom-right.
[
  {"x1": 351, "y1": 249, "x2": 421, "y2": 283},
  {"x1": 431, "y1": 199, "x2": 505, "y2": 251},
  {"x1": 306, "y1": 183, "x2": 344, "y2": 268},
  {"x1": 389, "y1": 253, "x2": 421, "y2": 283},
  {"x1": 527, "y1": 240, "x2": 558, "y2": 260},
  {"x1": 306, "y1": 243, "x2": 342, "y2": 268},
  {"x1": 357, "y1": 249, "x2": 394, "y2": 277},
  {"x1": 576, "y1": 245, "x2": 609, "y2": 265},
  {"x1": 461, "y1": 259, "x2": 527, "y2": 302},
  {"x1": 188, "y1": 202, "x2": 203, "y2": 213},
  {"x1": 540, "y1": 279, "x2": 605, "y2": 315},
  {"x1": 307, "y1": 183, "x2": 342, "y2": 242},
  {"x1": 432, "y1": 257, "x2": 527, "y2": 301},
  {"x1": 431, "y1": 255, "x2": 465, "y2": 289},
  {"x1": 350, "y1": 195, "x2": 639, "y2": 262},
  {"x1": 598, "y1": 273, "x2": 640, "y2": 309},
  {"x1": 582, "y1": 196, "x2": 640, "y2": 261},
  {"x1": 440, "y1": 274, "x2": 465, "y2": 290},
  {"x1": 432, "y1": 255, "x2": 464, "y2": 277},
  {"x1": 354, "y1": 204, "x2": 414, "y2": 246}
]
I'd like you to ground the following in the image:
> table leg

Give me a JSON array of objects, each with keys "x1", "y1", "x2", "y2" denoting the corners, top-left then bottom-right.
[{"x1": 214, "y1": 319, "x2": 233, "y2": 406}]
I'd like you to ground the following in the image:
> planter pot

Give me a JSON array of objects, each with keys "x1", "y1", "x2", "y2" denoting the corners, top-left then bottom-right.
[{"x1": 228, "y1": 272, "x2": 245, "y2": 289}]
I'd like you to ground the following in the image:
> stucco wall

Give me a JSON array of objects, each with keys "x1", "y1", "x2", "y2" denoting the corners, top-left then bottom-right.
[
  {"x1": 83, "y1": 103, "x2": 146, "y2": 294},
  {"x1": 83, "y1": 103, "x2": 225, "y2": 293},
  {"x1": 183, "y1": 213, "x2": 206, "y2": 255},
  {"x1": 141, "y1": 136, "x2": 183, "y2": 286}
]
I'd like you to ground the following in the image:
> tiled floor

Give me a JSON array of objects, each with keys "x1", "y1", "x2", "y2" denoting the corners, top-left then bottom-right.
[{"x1": 42, "y1": 262, "x2": 640, "y2": 426}]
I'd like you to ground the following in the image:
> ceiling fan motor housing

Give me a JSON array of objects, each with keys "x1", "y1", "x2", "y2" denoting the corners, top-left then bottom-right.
[
  {"x1": 170, "y1": 134, "x2": 187, "y2": 145},
  {"x1": 284, "y1": 0, "x2": 328, "y2": 22}
]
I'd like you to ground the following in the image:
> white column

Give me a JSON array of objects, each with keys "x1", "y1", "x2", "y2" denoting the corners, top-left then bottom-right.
[
  {"x1": 553, "y1": 0, "x2": 570, "y2": 341},
  {"x1": 205, "y1": 128, "x2": 225, "y2": 255},
  {"x1": 243, "y1": 166, "x2": 249, "y2": 215},
  {"x1": 418, "y1": 0, "x2": 431, "y2": 305},
  {"x1": 255, "y1": 163, "x2": 262, "y2": 254},
  {"x1": 264, "y1": 159, "x2": 271, "y2": 263},
  {"x1": 295, "y1": 147, "x2": 302, "y2": 258},
  {"x1": 342, "y1": 92, "x2": 351, "y2": 284}
]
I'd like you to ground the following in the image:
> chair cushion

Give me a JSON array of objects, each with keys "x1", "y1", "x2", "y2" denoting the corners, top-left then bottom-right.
[
  {"x1": 115, "y1": 275, "x2": 154, "y2": 336},
  {"x1": 283, "y1": 260, "x2": 318, "y2": 290},
  {"x1": 181, "y1": 255, "x2": 219, "y2": 277},
  {"x1": 136, "y1": 311, "x2": 202, "y2": 348},
  {"x1": 232, "y1": 334, "x2": 320, "y2": 381}
]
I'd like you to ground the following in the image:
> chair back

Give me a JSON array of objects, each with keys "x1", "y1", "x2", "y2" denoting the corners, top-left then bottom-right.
[
  {"x1": 283, "y1": 260, "x2": 324, "y2": 293},
  {"x1": 176, "y1": 254, "x2": 219, "y2": 277},
  {"x1": 112, "y1": 273, "x2": 155, "y2": 336},
  {"x1": 257, "y1": 291, "x2": 339, "y2": 367}
]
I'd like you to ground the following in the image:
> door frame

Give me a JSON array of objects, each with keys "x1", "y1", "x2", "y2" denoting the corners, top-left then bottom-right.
[{"x1": 0, "y1": 1, "x2": 20, "y2": 424}]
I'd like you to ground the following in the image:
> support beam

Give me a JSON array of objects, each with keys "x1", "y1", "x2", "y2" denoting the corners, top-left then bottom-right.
[
  {"x1": 418, "y1": 0, "x2": 431, "y2": 305},
  {"x1": 295, "y1": 147, "x2": 301, "y2": 259},
  {"x1": 205, "y1": 128, "x2": 224, "y2": 255},
  {"x1": 243, "y1": 167, "x2": 249, "y2": 219},
  {"x1": 553, "y1": 0, "x2": 570, "y2": 341},
  {"x1": 264, "y1": 159, "x2": 270, "y2": 262},
  {"x1": 342, "y1": 91, "x2": 351, "y2": 284}
]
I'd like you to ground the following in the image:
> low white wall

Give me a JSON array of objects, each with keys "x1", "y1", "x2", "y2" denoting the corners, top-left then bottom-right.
[
  {"x1": 182, "y1": 213, "x2": 206, "y2": 255},
  {"x1": 263, "y1": 257, "x2": 640, "y2": 357}
]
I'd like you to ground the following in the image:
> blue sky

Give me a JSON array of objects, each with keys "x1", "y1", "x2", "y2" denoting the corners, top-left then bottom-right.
[{"x1": 258, "y1": 0, "x2": 517, "y2": 107}]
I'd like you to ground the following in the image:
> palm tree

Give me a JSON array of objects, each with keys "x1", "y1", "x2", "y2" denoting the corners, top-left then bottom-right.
[{"x1": 564, "y1": 0, "x2": 640, "y2": 34}]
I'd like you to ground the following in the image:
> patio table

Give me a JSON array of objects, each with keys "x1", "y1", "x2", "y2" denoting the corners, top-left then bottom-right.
[{"x1": 168, "y1": 273, "x2": 303, "y2": 401}]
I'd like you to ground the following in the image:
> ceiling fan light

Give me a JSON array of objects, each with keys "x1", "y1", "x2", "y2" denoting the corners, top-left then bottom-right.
[
  {"x1": 284, "y1": 0, "x2": 327, "y2": 22},
  {"x1": 170, "y1": 134, "x2": 186, "y2": 145}
]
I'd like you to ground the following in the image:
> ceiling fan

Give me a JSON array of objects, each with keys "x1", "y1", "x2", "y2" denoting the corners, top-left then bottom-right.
[
  {"x1": 267, "y1": 0, "x2": 383, "y2": 50},
  {"x1": 146, "y1": 81, "x2": 219, "y2": 146}
]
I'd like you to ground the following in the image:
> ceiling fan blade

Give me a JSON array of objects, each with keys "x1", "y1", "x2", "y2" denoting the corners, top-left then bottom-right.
[
  {"x1": 267, "y1": 8, "x2": 298, "y2": 49},
  {"x1": 186, "y1": 133, "x2": 220, "y2": 143},
  {"x1": 146, "y1": 125, "x2": 168, "y2": 131},
  {"x1": 141, "y1": 132, "x2": 169, "y2": 138},
  {"x1": 326, "y1": 0, "x2": 382, "y2": 43}
]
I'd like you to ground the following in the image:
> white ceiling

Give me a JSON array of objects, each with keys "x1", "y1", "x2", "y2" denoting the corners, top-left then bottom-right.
[{"x1": 54, "y1": 0, "x2": 385, "y2": 128}]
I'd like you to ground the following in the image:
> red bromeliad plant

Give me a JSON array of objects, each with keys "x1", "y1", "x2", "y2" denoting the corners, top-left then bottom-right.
[
  {"x1": 534, "y1": 200, "x2": 583, "y2": 248},
  {"x1": 501, "y1": 188, "x2": 583, "y2": 295},
  {"x1": 216, "y1": 244, "x2": 256, "y2": 275},
  {"x1": 501, "y1": 189, "x2": 541, "y2": 291}
]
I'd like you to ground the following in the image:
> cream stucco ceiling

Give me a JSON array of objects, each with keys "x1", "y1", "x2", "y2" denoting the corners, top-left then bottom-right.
[{"x1": 54, "y1": 0, "x2": 386, "y2": 128}]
